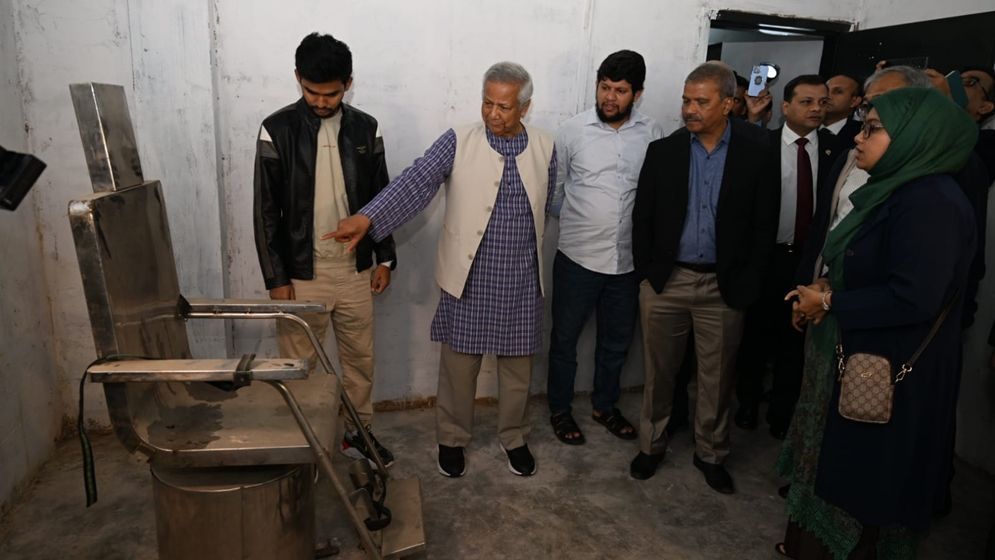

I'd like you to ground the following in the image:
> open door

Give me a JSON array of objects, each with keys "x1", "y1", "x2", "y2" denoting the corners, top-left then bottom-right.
[{"x1": 830, "y1": 11, "x2": 995, "y2": 77}]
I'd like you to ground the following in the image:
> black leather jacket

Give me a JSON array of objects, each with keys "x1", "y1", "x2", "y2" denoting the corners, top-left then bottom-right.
[{"x1": 254, "y1": 100, "x2": 396, "y2": 290}]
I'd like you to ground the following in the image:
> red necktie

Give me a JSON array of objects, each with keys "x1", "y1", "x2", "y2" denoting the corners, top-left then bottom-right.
[{"x1": 794, "y1": 137, "x2": 813, "y2": 247}]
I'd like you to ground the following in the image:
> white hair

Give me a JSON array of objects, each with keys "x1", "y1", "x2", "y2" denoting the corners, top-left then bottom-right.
[{"x1": 482, "y1": 61, "x2": 533, "y2": 106}]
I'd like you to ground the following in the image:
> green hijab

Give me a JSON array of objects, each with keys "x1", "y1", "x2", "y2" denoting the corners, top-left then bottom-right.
[{"x1": 821, "y1": 87, "x2": 978, "y2": 289}]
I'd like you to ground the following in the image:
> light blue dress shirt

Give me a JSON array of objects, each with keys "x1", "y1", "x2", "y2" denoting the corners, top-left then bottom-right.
[
  {"x1": 552, "y1": 108, "x2": 665, "y2": 274},
  {"x1": 676, "y1": 122, "x2": 731, "y2": 264}
]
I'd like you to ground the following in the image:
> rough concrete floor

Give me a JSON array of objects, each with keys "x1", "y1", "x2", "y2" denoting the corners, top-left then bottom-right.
[{"x1": 0, "y1": 393, "x2": 991, "y2": 559}]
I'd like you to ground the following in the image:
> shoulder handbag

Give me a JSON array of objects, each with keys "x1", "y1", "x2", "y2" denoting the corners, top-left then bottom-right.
[{"x1": 836, "y1": 292, "x2": 959, "y2": 424}]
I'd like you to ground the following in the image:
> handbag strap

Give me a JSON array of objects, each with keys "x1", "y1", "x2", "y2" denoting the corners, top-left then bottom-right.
[
  {"x1": 898, "y1": 289, "x2": 961, "y2": 380},
  {"x1": 836, "y1": 289, "x2": 960, "y2": 382}
]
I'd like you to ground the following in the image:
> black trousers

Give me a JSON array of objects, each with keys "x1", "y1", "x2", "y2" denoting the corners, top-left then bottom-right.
[{"x1": 735, "y1": 245, "x2": 805, "y2": 430}]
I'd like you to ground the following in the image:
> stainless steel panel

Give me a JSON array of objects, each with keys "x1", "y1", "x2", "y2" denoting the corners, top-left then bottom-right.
[
  {"x1": 70, "y1": 182, "x2": 190, "y2": 455},
  {"x1": 381, "y1": 478, "x2": 427, "y2": 559},
  {"x1": 183, "y1": 298, "x2": 326, "y2": 315},
  {"x1": 88, "y1": 358, "x2": 307, "y2": 382},
  {"x1": 69, "y1": 182, "x2": 189, "y2": 359},
  {"x1": 70, "y1": 182, "x2": 338, "y2": 466},
  {"x1": 153, "y1": 464, "x2": 315, "y2": 560},
  {"x1": 69, "y1": 83, "x2": 144, "y2": 192}
]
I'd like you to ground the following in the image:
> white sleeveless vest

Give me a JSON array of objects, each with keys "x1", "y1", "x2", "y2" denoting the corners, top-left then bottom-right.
[{"x1": 435, "y1": 123, "x2": 554, "y2": 298}]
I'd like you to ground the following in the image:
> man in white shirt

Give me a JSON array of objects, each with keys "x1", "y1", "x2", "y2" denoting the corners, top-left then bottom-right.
[
  {"x1": 547, "y1": 50, "x2": 665, "y2": 445},
  {"x1": 735, "y1": 75, "x2": 835, "y2": 439}
]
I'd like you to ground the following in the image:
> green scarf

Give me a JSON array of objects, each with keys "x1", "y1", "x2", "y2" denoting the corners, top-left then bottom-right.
[{"x1": 821, "y1": 87, "x2": 978, "y2": 291}]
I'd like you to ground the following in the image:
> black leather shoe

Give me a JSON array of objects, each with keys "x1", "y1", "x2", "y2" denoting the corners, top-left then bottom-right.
[
  {"x1": 778, "y1": 484, "x2": 790, "y2": 499},
  {"x1": 693, "y1": 454, "x2": 735, "y2": 494},
  {"x1": 630, "y1": 451, "x2": 665, "y2": 480},
  {"x1": 735, "y1": 404, "x2": 758, "y2": 430}
]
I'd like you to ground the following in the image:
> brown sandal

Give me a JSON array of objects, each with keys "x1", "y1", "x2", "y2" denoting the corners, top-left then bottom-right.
[
  {"x1": 592, "y1": 408, "x2": 637, "y2": 440},
  {"x1": 551, "y1": 412, "x2": 586, "y2": 445}
]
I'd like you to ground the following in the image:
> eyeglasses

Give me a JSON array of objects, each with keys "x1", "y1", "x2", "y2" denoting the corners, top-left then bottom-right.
[
  {"x1": 854, "y1": 101, "x2": 871, "y2": 122},
  {"x1": 962, "y1": 76, "x2": 993, "y2": 102},
  {"x1": 859, "y1": 121, "x2": 885, "y2": 139}
]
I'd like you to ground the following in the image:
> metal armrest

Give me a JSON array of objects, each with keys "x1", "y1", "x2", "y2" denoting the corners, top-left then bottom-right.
[
  {"x1": 88, "y1": 358, "x2": 307, "y2": 383},
  {"x1": 180, "y1": 297, "x2": 326, "y2": 317},
  {"x1": 178, "y1": 296, "x2": 339, "y2": 380}
]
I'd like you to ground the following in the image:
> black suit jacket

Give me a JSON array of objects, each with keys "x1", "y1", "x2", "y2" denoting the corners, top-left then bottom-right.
[
  {"x1": 632, "y1": 117, "x2": 780, "y2": 309},
  {"x1": 823, "y1": 118, "x2": 861, "y2": 159}
]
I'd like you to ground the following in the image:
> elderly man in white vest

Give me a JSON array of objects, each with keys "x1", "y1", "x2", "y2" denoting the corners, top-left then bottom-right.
[{"x1": 328, "y1": 61, "x2": 556, "y2": 478}]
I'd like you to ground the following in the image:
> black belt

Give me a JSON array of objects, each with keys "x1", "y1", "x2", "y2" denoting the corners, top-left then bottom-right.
[{"x1": 675, "y1": 261, "x2": 716, "y2": 273}]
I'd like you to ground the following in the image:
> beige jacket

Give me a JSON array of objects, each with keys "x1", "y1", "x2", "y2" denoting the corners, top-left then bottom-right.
[{"x1": 435, "y1": 123, "x2": 554, "y2": 298}]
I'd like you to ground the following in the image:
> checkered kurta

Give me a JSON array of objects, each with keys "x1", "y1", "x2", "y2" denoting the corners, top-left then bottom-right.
[{"x1": 362, "y1": 127, "x2": 557, "y2": 356}]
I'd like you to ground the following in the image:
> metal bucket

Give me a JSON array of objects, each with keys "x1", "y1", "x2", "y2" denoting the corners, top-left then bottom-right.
[{"x1": 152, "y1": 464, "x2": 315, "y2": 560}]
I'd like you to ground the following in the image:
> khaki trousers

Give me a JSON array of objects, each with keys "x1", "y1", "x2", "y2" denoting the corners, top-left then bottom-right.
[
  {"x1": 278, "y1": 258, "x2": 374, "y2": 431},
  {"x1": 436, "y1": 344, "x2": 533, "y2": 449},
  {"x1": 638, "y1": 268, "x2": 744, "y2": 464}
]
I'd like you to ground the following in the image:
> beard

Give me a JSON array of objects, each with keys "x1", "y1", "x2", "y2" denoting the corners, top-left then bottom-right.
[
  {"x1": 596, "y1": 99, "x2": 633, "y2": 123},
  {"x1": 309, "y1": 105, "x2": 340, "y2": 119}
]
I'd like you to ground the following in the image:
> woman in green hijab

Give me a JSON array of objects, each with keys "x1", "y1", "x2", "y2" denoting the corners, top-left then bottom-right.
[{"x1": 775, "y1": 87, "x2": 978, "y2": 559}]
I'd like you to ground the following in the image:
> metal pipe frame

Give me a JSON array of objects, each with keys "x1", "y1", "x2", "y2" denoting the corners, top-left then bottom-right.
[
  {"x1": 183, "y1": 309, "x2": 391, "y2": 475},
  {"x1": 183, "y1": 308, "x2": 397, "y2": 559},
  {"x1": 268, "y1": 380, "x2": 382, "y2": 560}
]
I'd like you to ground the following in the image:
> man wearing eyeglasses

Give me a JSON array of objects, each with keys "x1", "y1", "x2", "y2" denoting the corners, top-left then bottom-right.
[
  {"x1": 961, "y1": 68, "x2": 995, "y2": 191},
  {"x1": 961, "y1": 67, "x2": 995, "y2": 130}
]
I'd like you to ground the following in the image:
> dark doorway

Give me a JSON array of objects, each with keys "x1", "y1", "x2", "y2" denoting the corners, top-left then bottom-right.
[{"x1": 708, "y1": 11, "x2": 850, "y2": 126}]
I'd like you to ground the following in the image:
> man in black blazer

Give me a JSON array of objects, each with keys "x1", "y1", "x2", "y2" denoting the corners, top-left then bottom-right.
[
  {"x1": 629, "y1": 61, "x2": 779, "y2": 493},
  {"x1": 734, "y1": 75, "x2": 837, "y2": 439},
  {"x1": 821, "y1": 74, "x2": 863, "y2": 156}
]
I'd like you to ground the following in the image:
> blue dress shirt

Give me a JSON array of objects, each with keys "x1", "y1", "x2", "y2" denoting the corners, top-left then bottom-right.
[{"x1": 676, "y1": 122, "x2": 731, "y2": 264}]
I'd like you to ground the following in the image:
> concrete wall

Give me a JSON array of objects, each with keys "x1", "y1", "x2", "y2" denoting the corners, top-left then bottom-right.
[
  {"x1": 0, "y1": 1, "x2": 61, "y2": 514},
  {"x1": 5, "y1": 0, "x2": 995, "y2": 511}
]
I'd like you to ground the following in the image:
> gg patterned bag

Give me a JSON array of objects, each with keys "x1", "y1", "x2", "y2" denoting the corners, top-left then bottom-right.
[
  {"x1": 836, "y1": 350, "x2": 903, "y2": 424},
  {"x1": 835, "y1": 293, "x2": 958, "y2": 424}
]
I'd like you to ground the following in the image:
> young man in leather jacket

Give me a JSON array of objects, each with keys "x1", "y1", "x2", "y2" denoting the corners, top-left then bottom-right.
[{"x1": 253, "y1": 32, "x2": 397, "y2": 466}]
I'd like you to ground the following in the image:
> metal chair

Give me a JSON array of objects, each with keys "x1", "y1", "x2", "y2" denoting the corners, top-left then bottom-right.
[{"x1": 68, "y1": 82, "x2": 425, "y2": 560}]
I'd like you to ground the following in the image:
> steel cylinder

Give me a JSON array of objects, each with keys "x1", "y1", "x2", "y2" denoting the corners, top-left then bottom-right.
[{"x1": 152, "y1": 464, "x2": 315, "y2": 560}]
